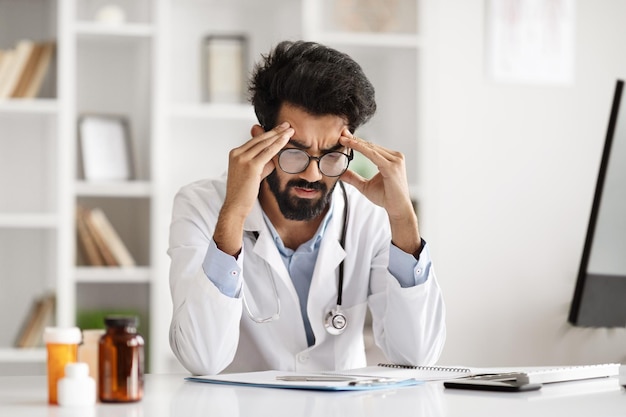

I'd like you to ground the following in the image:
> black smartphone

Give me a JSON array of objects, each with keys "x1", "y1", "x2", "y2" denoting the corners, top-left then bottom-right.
[{"x1": 444, "y1": 379, "x2": 542, "y2": 392}]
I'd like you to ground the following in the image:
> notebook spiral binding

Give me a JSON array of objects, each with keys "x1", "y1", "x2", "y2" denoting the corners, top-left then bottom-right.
[{"x1": 377, "y1": 363, "x2": 472, "y2": 373}]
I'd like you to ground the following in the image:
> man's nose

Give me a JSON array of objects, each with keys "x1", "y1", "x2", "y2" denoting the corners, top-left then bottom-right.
[{"x1": 299, "y1": 157, "x2": 323, "y2": 182}]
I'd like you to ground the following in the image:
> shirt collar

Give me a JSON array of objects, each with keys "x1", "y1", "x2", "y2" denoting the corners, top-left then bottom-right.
[{"x1": 261, "y1": 197, "x2": 335, "y2": 257}]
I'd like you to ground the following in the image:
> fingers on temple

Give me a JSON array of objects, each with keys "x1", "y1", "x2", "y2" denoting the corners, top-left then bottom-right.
[
  {"x1": 237, "y1": 124, "x2": 293, "y2": 160},
  {"x1": 341, "y1": 134, "x2": 403, "y2": 168}
]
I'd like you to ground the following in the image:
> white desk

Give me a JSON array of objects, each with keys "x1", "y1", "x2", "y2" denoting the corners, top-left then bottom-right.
[{"x1": 0, "y1": 374, "x2": 624, "y2": 417}]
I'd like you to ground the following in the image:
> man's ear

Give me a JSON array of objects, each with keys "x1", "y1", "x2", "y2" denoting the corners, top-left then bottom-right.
[{"x1": 251, "y1": 124, "x2": 265, "y2": 137}]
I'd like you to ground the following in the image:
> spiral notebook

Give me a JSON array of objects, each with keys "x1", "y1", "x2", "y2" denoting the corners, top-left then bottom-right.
[
  {"x1": 335, "y1": 363, "x2": 620, "y2": 384},
  {"x1": 330, "y1": 363, "x2": 474, "y2": 381}
]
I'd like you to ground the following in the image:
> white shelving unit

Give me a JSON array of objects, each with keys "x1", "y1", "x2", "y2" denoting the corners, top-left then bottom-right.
[
  {"x1": 70, "y1": 0, "x2": 160, "y2": 371},
  {"x1": 0, "y1": 0, "x2": 61, "y2": 371},
  {"x1": 0, "y1": 99, "x2": 58, "y2": 114},
  {"x1": 0, "y1": 0, "x2": 428, "y2": 375},
  {"x1": 0, "y1": 0, "x2": 162, "y2": 374}
]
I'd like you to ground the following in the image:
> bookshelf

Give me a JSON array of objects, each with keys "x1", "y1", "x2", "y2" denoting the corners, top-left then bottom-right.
[
  {"x1": 0, "y1": 0, "x2": 430, "y2": 374},
  {"x1": 71, "y1": 0, "x2": 159, "y2": 370},
  {"x1": 0, "y1": 0, "x2": 59, "y2": 370},
  {"x1": 0, "y1": 0, "x2": 160, "y2": 374}
]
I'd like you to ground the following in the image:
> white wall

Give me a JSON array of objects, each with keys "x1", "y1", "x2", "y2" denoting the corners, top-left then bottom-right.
[{"x1": 430, "y1": 0, "x2": 626, "y2": 367}]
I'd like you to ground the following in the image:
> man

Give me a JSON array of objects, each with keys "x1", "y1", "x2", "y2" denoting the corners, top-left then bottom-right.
[{"x1": 168, "y1": 40, "x2": 445, "y2": 376}]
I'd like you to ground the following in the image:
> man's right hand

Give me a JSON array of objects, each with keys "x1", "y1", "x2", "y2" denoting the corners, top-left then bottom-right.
[{"x1": 213, "y1": 122, "x2": 294, "y2": 257}]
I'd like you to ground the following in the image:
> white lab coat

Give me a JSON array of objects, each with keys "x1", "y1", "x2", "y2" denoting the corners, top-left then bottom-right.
[{"x1": 168, "y1": 176, "x2": 446, "y2": 375}]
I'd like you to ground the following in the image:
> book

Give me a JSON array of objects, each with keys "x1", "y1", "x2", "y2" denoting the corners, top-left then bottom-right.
[
  {"x1": 0, "y1": 40, "x2": 55, "y2": 99},
  {"x1": 0, "y1": 40, "x2": 34, "y2": 99},
  {"x1": 15, "y1": 293, "x2": 56, "y2": 348},
  {"x1": 88, "y1": 208, "x2": 136, "y2": 267},
  {"x1": 76, "y1": 206, "x2": 136, "y2": 267},
  {"x1": 11, "y1": 42, "x2": 42, "y2": 98},
  {"x1": 0, "y1": 49, "x2": 10, "y2": 88},
  {"x1": 21, "y1": 42, "x2": 54, "y2": 99},
  {"x1": 82, "y1": 207, "x2": 119, "y2": 267},
  {"x1": 0, "y1": 49, "x2": 16, "y2": 98},
  {"x1": 186, "y1": 370, "x2": 421, "y2": 391},
  {"x1": 76, "y1": 206, "x2": 105, "y2": 266},
  {"x1": 14, "y1": 298, "x2": 44, "y2": 348}
]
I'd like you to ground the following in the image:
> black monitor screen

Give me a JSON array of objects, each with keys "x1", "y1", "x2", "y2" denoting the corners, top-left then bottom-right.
[{"x1": 569, "y1": 79, "x2": 626, "y2": 327}]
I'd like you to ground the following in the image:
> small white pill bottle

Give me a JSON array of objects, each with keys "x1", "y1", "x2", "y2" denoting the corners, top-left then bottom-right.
[{"x1": 57, "y1": 362, "x2": 96, "y2": 407}]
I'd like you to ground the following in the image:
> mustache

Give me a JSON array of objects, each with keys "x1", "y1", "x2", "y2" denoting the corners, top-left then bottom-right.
[{"x1": 286, "y1": 179, "x2": 326, "y2": 192}]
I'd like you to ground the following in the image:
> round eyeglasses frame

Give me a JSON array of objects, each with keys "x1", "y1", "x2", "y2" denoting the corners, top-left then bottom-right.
[{"x1": 277, "y1": 148, "x2": 354, "y2": 177}]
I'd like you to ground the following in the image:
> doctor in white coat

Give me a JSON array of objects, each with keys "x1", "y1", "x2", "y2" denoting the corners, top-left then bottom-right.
[{"x1": 168, "y1": 41, "x2": 446, "y2": 376}]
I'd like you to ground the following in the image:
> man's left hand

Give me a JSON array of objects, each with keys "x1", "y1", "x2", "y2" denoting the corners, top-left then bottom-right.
[{"x1": 339, "y1": 130, "x2": 422, "y2": 255}]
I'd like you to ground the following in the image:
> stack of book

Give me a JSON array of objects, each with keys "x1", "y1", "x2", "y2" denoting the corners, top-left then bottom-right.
[
  {"x1": 14, "y1": 293, "x2": 56, "y2": 348},
  {"x1": 76, "y1": 205, "x2": 136, "y2": 267},
  {"x1": 0, "y1": 39, "x2": 55, "y2": 99}
]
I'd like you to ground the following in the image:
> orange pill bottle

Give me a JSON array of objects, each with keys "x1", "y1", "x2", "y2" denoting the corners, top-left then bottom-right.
[{"x1": 43, "y1": 327, "x2": 82, "y2": 404}]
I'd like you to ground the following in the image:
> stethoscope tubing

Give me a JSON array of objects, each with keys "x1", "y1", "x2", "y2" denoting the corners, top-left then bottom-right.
[{"x1": 242, "y1": 181, "x2": 349, "y2": 335}]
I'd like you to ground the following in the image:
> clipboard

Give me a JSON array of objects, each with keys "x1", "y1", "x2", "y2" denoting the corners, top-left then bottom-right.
[{"x1": 185, "y1": 370, "x2": 421, "y2": 391}]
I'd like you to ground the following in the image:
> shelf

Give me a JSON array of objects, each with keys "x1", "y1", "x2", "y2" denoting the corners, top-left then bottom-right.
[
  {"x1": 0, "y1": 213, "x2": 58, "y2": 229},
  {"x1": 170, "y1": 103, "x2": 257, "y2": 120},
  {"x1": 0, "y1": 99, "x2": 58, "y2": 115},
  {"x1": 0, "y1": 348, "x2": 46, "y2": 362},
  {"x1": 75, "y1": 21, "x2": 154, "y2": 38},
  {"x1": 75, "y1": 266, "x2": 152, "y2": 283},
  {"x1": 315, "y1": 32, "x2": 423, "y2": 49},
  {"x1": 75, "y1": 181, "x2": 152, "y2": 198}
]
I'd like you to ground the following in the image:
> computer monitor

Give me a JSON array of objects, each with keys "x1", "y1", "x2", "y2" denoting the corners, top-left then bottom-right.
[{"x1": 569, "y1": 79, "x2": 626, "y2": 327}]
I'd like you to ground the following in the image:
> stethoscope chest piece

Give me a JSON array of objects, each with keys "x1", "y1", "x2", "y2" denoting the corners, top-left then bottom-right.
[{"x1": 324, "y1": 307, "x2": 347, "y2": 335}]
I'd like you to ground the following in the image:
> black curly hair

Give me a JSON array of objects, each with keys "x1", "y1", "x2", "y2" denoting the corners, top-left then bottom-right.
[{"x1": 249, "y1": 40, "x2": 376, "y2": 133}]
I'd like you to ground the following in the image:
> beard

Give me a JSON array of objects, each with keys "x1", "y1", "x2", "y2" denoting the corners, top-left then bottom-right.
[{"x1": 265, "y1": 170, "x2": 336, "y2": 221}]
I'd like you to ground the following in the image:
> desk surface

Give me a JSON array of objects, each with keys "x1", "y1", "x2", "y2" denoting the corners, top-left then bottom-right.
[{"x1": 0, "y1": 374, "x2": 624, "y2": 417}]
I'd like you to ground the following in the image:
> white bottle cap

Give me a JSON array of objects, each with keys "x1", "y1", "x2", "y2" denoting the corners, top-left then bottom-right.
[
  {"x1": 65, "y1": 362, "x2": 89, "y2": 378},
  {"x1": 43, "y1": 327, "x2": 82, "y2": 344}
]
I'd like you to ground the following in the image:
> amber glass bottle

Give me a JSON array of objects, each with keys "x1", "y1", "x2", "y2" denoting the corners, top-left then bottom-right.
[{"x1": 98, "y1": 316, "x2": 144, "y2": 402}]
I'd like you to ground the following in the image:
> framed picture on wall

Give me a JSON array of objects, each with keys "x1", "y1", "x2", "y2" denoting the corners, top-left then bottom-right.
[
  {"x1": 201, "y1": 34, "x2": 248, "y2": 103},
  {"x1": 78, "y1": 114, "x2": 134, "y2": 181},
  {"x1": 484, "y1": 0, "x2": 575, "y2": 84}
]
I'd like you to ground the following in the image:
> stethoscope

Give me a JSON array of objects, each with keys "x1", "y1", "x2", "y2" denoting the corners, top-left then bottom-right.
[{"x1": 242, "y1": 181, "x2": 349, "y2": 336}]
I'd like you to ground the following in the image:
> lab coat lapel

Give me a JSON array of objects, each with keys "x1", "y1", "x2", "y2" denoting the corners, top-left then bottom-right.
[
  {"x1": 308, "y1": 188, "x2": 347, "y2": 341},
  {"x1": 310, "y1": 238, "x2": 345, "y2": 305},
  {"x1": 245, "y1": 203, "x2": 299, "y2": 302},
  {"x1": 243, "y1": 203, "x2": 307, "y2": 350}
]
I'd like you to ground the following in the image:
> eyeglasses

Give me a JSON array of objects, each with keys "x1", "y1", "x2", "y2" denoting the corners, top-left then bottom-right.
[{"x1": 277, "y1": 148, "x2": 353, "y2": 177}]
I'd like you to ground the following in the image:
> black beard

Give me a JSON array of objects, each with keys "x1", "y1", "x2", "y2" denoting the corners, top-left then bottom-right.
[{"x1": 265, "y1": 170, "x2": 336, "y2": 221}]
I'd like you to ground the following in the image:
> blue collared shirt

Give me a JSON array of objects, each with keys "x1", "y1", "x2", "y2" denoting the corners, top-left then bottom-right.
[{"x1": 203, "y1": 203, "x2": 431, "y2": 347}]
